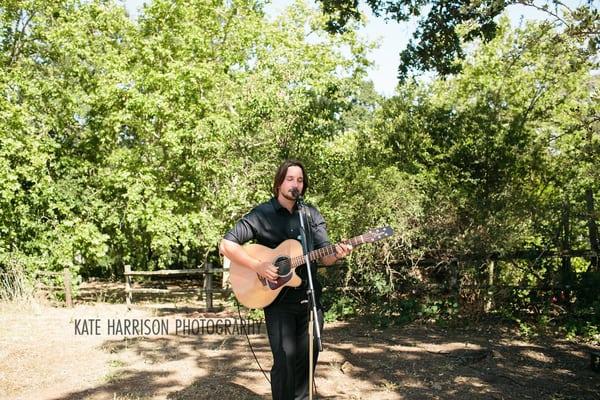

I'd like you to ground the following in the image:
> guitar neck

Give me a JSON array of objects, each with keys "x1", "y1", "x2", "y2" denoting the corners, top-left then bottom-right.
[{"x1": 290, "y1": 235, "x2": 366, "y2": 268}]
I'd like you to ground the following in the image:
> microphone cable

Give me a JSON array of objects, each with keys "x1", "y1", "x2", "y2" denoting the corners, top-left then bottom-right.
[
  {"x1": 236, "y1": 299, "x2": 271, "y2": 384},
  {"x1": 235, "y1": 299, "x2": 320, "y2": 397}
]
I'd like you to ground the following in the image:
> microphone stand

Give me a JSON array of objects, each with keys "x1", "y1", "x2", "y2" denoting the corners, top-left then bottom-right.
[{"x1": 295, "y1": 194, "x2": 322, "y2": 400}]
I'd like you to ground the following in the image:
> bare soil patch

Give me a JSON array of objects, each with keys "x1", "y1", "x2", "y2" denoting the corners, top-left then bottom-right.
[{"x1": 1, "y1": 282, "x2": 599, "y2": 400}]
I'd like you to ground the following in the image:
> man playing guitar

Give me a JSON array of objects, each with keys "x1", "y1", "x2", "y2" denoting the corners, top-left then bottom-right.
[{"x1": 220, "y1": 159, "x2": 352, "y2": 400}]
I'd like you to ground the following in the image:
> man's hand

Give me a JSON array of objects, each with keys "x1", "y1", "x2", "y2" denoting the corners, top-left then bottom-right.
[
  {"x1": 334, "y1": 242, "x2": 353, "y2": 260},
  {"x1": 253, "y1": 260, "x2": 279, "y2": 281},
  {"x1": 321, "y1": 241, "x2": 353, "y2": 266}
]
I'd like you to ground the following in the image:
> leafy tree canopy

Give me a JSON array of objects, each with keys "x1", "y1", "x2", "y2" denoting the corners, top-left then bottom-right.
[{"x1": 316, "y1": 0, "x2": 599, "y2": 81}]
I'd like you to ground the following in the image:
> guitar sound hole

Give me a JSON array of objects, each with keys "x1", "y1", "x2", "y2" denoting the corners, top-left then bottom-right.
[{"x1": 274, "y1": 256, "x2": 291, "y2": 276}]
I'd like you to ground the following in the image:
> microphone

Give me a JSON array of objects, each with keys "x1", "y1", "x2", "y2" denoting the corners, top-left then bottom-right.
[{"x1": 290, "y1": 188, "x2": 304, "y2": 204}]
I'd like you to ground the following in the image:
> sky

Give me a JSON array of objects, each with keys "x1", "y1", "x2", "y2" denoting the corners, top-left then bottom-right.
[{"x1": 121, "y1": 0, "x2": 578, "y2": 97}]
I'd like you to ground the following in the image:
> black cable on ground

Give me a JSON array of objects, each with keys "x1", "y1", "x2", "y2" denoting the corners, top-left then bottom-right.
[
  {"x1": 236, "y1": 299, "x2": 320, "y2": 397},
  {"x1": 237, "y1": 299, "x2": 271, "y2": 384}
]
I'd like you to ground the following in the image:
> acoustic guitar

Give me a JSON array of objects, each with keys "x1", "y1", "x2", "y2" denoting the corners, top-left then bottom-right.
[{"x1": 226, "y1": 226, "x2": 394, "y2": 308}]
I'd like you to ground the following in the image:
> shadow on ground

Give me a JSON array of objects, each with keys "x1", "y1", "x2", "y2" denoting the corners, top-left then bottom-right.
[{"x1": 48, "y1": 313, "x2": 600, "y2": 400}]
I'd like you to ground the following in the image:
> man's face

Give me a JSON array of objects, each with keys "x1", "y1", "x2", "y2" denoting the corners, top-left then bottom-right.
[{"x1": 278, "y1": 166, "x2": 304, "y2": 201}]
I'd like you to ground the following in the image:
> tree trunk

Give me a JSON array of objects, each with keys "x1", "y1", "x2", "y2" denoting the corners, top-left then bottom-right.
[{"x1": 560, "y1": 200, "x2": 572, "y2": 282}]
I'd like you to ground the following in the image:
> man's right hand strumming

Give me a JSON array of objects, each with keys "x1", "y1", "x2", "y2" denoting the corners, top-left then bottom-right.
[
  {"x1": 220, "y1": 239, "x2": 279, "y2": 282},
  {"x1": 253, "y1": 260, "x2": 279, "y2": 282}
]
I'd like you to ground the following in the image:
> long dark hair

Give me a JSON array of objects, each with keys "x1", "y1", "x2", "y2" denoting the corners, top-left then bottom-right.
[{"x1": 272, "y1": 159, "x2": 309, "y2": 197}]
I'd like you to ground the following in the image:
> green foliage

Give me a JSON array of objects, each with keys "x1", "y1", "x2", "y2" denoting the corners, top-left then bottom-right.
[
  {"x1": 0, "y1": 1, "x2": 597, "y2": 342},
  {"x1": 317, "y1": 0, "x2": 599, "y2": 81},
  {"x1": 244, "y1": 307, "x2": 265, "y2": 322},
  {"x1": 317, "y1": 16, "x2": 598, "y2": 340},
  {"x1": 0, "y1": 0, "x2": 371, "y2": 282},
  {"x1": 419, "y1": 298, "x2": 460, "y2": 321},
  {"x1": 323, "y1": 294, "x2": 357, "y2": 322},
  {"x1": 379, "y1": 17, "x2": 595, "y2": 258}
]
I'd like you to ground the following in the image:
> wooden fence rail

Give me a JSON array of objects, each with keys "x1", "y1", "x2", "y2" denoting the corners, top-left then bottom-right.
[{"x1": 124, "y1": 263, "x2": 229, "y2": 310}]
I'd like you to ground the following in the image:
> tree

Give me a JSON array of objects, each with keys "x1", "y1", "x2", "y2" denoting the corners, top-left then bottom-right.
[
  {"x1": 1, "y1": 0, "x2": 135, "y2": 275},
  {"x1": 0, "y1": 0, "x2": 372, "y2": 279},
  {"x1": 317, "y1": 0, "x2": 599, "y2": 81}
]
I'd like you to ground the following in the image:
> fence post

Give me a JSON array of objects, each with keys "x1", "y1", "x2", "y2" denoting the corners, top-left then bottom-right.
[
  {"x1": 124, "y1": 264, "x2": 132, "y2": 311},
  {"x1": 204, "y1": 262, "x2": 213, "y2": 311},
  {"x1": 450, "y1": 260, "x2": 459, "y2": 298},
  {"x1": 63, "y1": 267, "x2": 73, "y2": 308},
  {"x1": 484, "y1": 259, "x2": 495, "y2": 313},
  {"x1": 222, "y1": 257, "x2": 231, "y2": 289}
]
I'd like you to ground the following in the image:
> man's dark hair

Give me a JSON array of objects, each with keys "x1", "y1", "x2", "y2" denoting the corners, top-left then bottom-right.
[{"x1": 272, "y1": 159, "x2": 309, "y2": 197}]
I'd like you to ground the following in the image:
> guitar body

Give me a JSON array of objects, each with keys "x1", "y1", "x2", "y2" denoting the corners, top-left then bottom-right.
[{"x1": 227, "y1": 239, "x2": 304, "y2": 309}]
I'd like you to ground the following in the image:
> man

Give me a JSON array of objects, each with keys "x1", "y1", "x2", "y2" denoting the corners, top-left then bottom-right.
[{"x1": 220, "y1": 159, "x2": 352, "y2": 400}]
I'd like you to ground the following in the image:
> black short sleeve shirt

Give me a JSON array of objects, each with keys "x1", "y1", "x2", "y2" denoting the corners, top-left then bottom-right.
[{"x1": 223, "y1": 197, "x2": 330, "y2": 305}]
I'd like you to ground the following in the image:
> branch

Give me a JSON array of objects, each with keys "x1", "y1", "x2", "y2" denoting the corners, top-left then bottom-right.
[
  {"x1": 9, "y1": 10, "x2": 35, "y2": 66},
  {"x1": 516, "y1": 0, "x2": 570, "y2": 28}
]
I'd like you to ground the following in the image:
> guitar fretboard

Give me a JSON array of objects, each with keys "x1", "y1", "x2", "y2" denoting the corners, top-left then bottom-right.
[{"x1": 290, "y1": 235, "x2": 366, "y2": 268}]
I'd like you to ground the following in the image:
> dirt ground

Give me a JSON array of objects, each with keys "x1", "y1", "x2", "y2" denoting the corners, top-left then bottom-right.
[{"x1": 1, "y1": 282, "x2": 599, "y2": 400}]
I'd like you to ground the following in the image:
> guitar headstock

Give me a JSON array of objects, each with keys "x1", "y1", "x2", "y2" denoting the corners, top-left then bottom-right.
[{"x1": 362, "y1": 226, "x2": 394, "y2": 243}]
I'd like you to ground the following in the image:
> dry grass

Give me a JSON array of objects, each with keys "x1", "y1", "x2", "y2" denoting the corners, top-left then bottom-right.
[{"x1": 0, "y1": 260, "x2": 35, "y2": 304}]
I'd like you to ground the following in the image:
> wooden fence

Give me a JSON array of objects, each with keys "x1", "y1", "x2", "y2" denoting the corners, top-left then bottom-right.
[{"x1": 124, "y1": 263, "x2": 229, "y2": 310}]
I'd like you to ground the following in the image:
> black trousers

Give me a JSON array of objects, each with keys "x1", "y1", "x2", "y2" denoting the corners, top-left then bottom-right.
[{"x1": 264, "y1": 301, "x2": 324, "y2": 400}]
